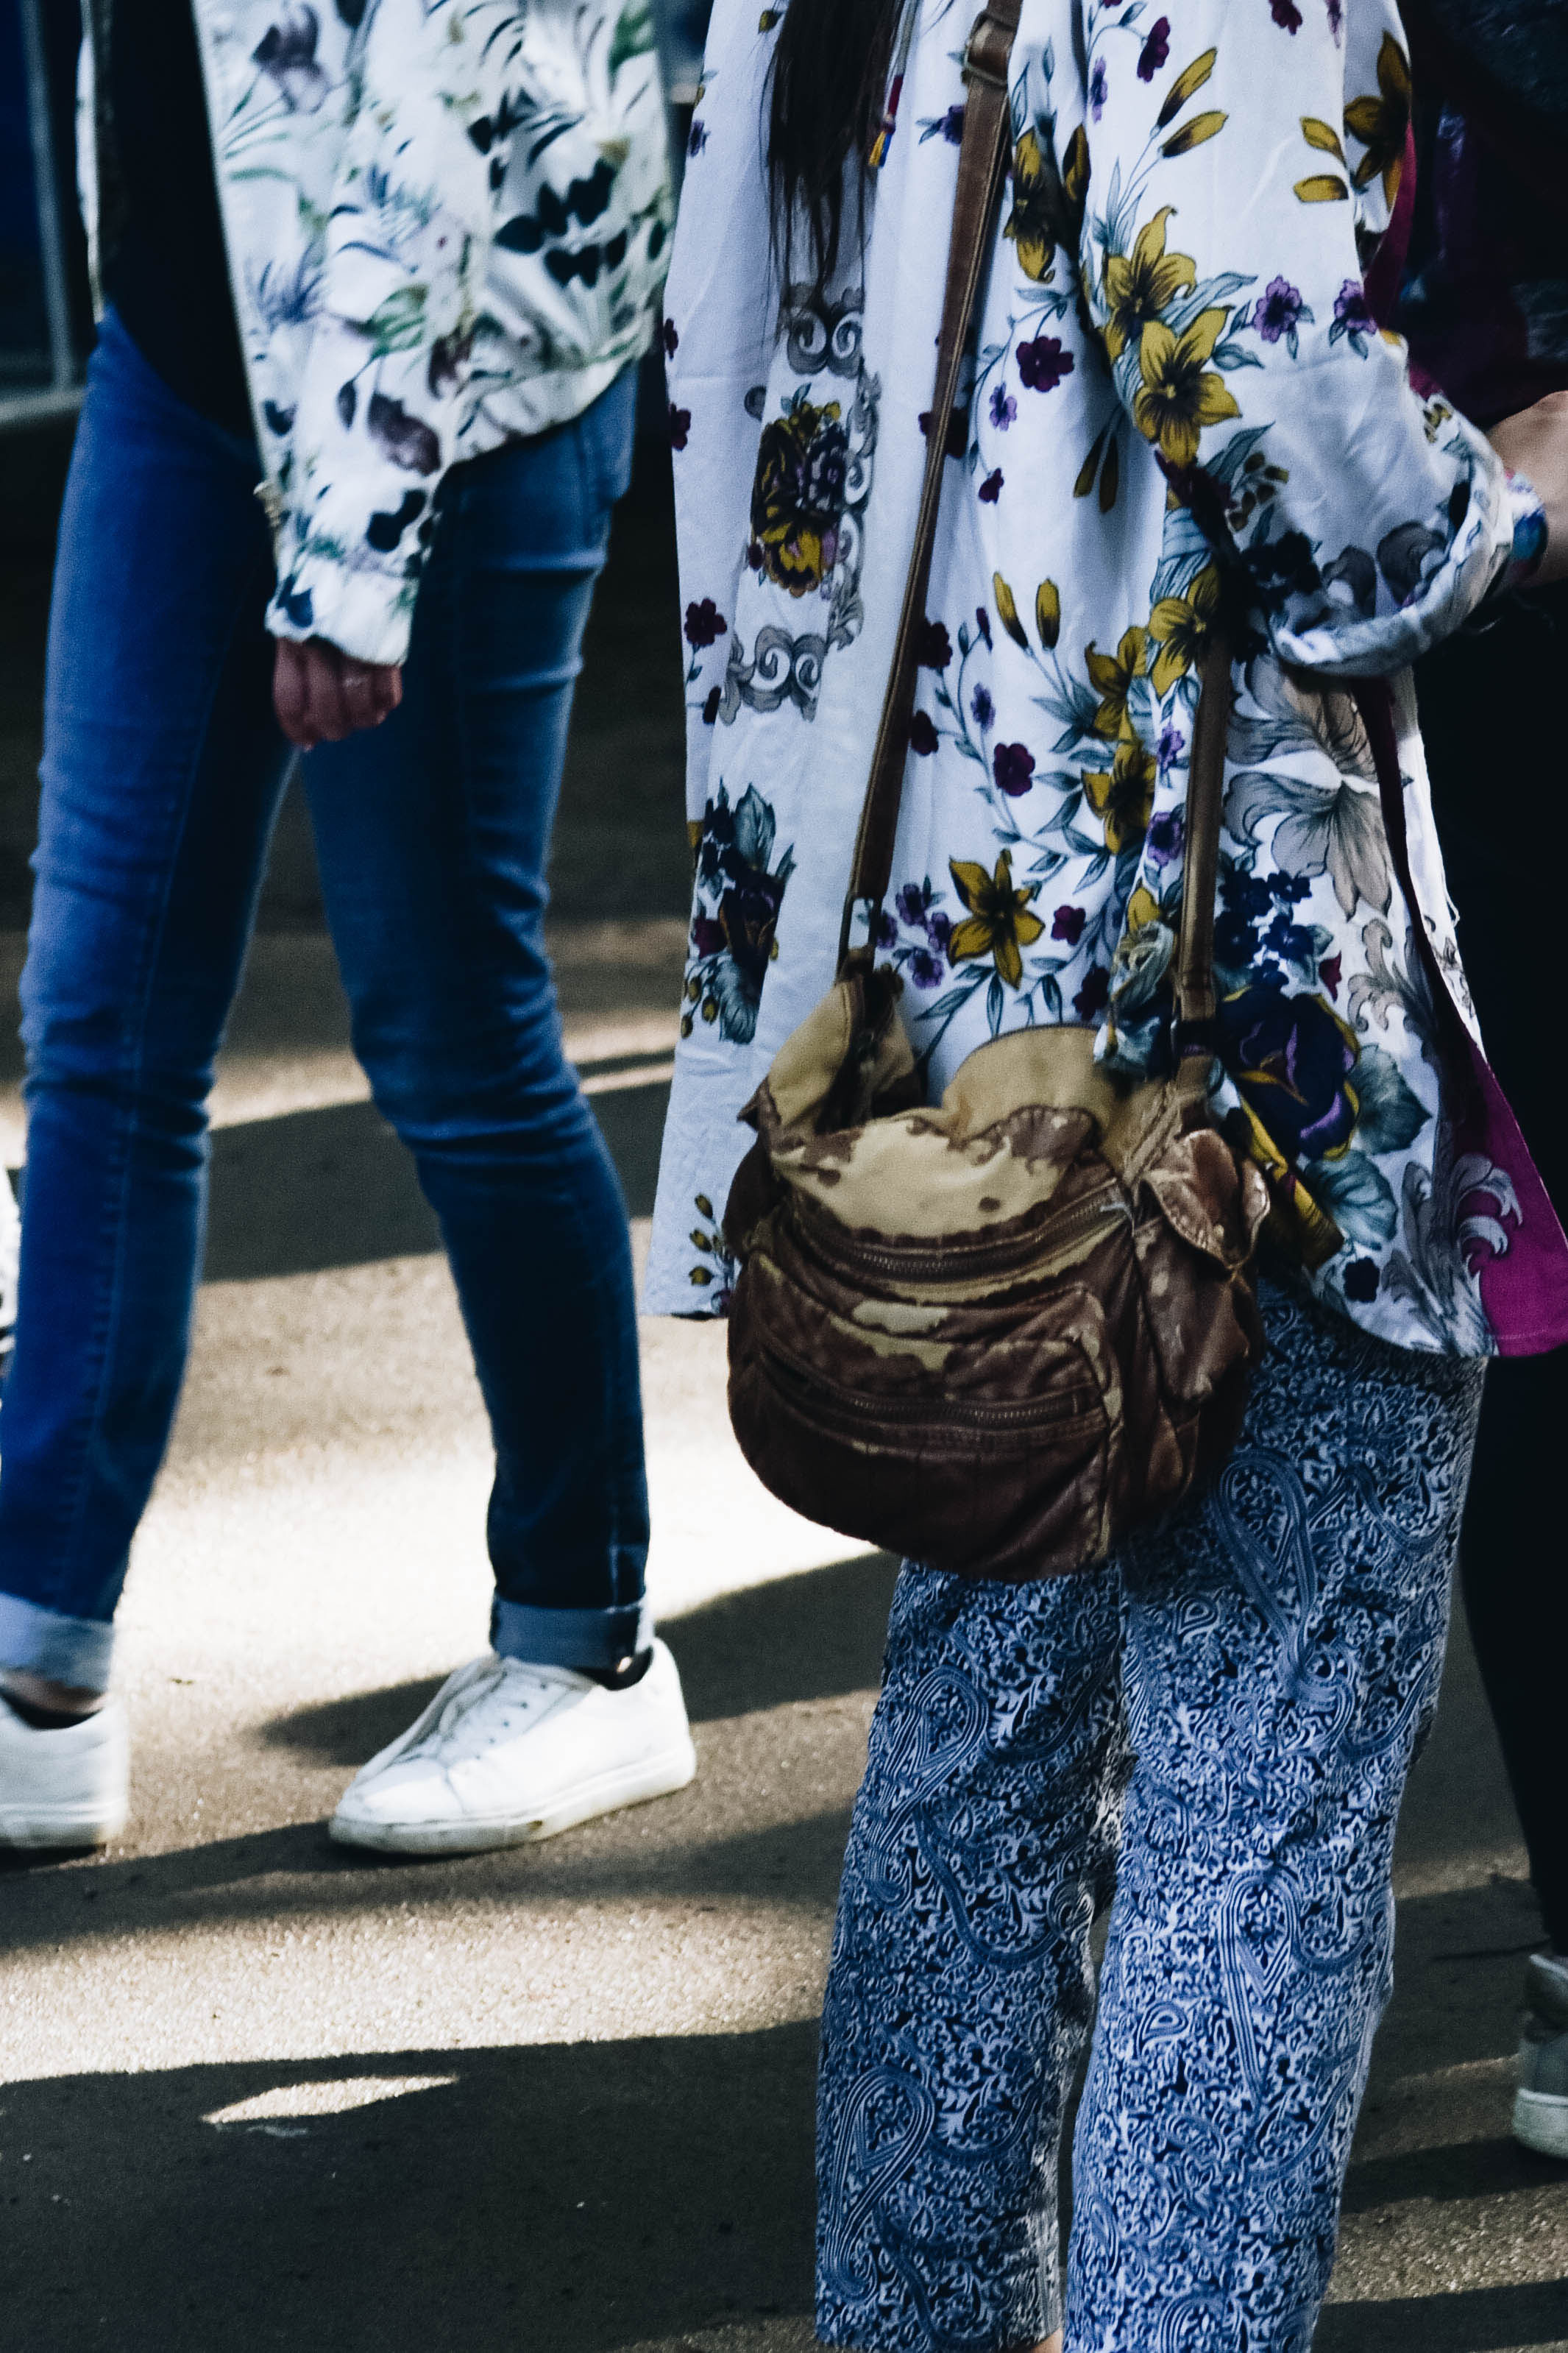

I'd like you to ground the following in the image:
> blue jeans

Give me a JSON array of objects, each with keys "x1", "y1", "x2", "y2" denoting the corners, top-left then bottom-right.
[{"x1": 0, "y1": 309, "x2": 650, "y2": 1691}]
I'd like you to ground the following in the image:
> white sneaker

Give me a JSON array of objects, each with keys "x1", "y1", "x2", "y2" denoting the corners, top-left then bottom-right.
[
  {"x1": 1514, "y1": 1952, "x2": 1568, "y2": 2159},
  {"x1": 0, "y1": 1692, "x2": 128, "y2": 1849},
  {"x1": 328, "y1": 1639, "x2": 698, "y2": 1855}
]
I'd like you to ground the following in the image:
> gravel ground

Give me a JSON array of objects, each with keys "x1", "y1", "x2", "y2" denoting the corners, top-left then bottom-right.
[{"x1": 0, "y1": 431, "x2": 1564, "y2": 2349}]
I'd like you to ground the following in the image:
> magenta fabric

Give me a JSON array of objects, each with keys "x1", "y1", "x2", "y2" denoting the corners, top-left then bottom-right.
[{"x1": 1355, "y1": 679, "x2": 1568, "y2": 1356}]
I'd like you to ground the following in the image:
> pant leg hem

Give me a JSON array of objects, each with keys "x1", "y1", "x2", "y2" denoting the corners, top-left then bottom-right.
[
  {"x1": 0, "y1": 1591, "x2": 115, "y2": 1689},
  {"x1": 490, "y1": 1596, "x2": 653, "y2": 1671}
]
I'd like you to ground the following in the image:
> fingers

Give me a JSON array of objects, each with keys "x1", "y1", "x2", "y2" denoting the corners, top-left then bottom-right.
[
  {"x1": 272, "y1": 640, "x2": 315, "y2": 749},
  {"x1": 304, "y1": 644, "x2": 354, "y2": 743},
  {"x1": 270, "y1": 640, "x2": 405, "y2": 748}
]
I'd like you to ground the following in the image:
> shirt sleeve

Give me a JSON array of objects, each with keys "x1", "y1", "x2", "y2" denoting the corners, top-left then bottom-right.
[
  {"x1": 1076, "y1": 0, "x2": 1542, "y2": 679},
  {"x1": 263, "y1": 0, "x2": 499, "y2": 666}
]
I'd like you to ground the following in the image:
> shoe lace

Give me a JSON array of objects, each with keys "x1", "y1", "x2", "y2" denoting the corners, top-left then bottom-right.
[{"x1": 411, "y1": 1661, "x2": 575, "y2": 1759}]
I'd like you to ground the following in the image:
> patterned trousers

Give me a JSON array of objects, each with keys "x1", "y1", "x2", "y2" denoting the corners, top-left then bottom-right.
[{"x1": 817, "y1": 1281, "x2": 1484, "y2": 2353}]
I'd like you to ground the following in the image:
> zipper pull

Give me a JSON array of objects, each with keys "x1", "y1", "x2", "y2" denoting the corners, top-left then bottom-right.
[{"x1": 255, "y1": 478, "x2": 283, "y2": 528}]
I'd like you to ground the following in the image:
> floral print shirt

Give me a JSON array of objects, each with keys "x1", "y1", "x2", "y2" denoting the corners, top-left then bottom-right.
[
  {"x1": 81, "y1": 0, "x2": 671, "y2": 665},
  {"x1": 646, "y1": 0, "x2": 1546, "y2": 1354}
]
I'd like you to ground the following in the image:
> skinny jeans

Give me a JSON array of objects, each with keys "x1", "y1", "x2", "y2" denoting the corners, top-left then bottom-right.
[
  {"x1": 1416, "y1": 584, "x2": 1568, "y2": 1955},
  {"x1": 0, "y1": 309, "x2": 650, "y2": 1691},
  {"x1": 817, "y1": 1281, "x2": 1483, "y2": 2352}
]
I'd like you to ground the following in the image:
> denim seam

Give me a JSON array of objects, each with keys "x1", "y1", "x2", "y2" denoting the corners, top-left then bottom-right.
[
  {"x1": 46, "y1": 542, "x2": 277, "y2": 1604},
  {"x1": 445, "y1": 425, "x2": 639, "y2": 1609}
]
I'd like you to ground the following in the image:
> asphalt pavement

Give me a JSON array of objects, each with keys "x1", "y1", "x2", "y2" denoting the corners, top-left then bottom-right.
[{"x1": 0, "y1": 453, "x2": 1565, "y2": 2352}]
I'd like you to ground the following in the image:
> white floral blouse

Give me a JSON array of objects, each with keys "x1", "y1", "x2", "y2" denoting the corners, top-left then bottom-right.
[
  {"x1": 82, "y1": 0, "x2": 672, "y2": 666},
  {"x1": 645, "y1": 0, "x2": 1546, "y2": 1354}
]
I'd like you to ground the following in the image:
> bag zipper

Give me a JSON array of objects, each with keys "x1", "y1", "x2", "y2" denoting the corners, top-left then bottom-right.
[
  {"x1": 794, "y1": 1183, "x2": 1131, "y2": 1285},
  {"x1": 758, "y1": 1338, "x2": 1102, "y2": 1433}
]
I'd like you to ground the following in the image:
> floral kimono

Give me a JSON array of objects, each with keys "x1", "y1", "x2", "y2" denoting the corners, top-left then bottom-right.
[
  {"x1": 645, "y1": 0, "x2": 1546, "y2": 1353},
  {"x1": 79, "y1": 0, "x2": 671, "y2": 665}
]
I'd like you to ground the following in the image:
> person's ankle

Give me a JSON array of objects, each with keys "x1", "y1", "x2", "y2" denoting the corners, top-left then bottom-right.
[
  {"x1": 580, "y1": 1646, "x2": 653, "y2": 1691},
  {"x1": 1, "y1": 1669, "x2": 107, "y2": 1725}
]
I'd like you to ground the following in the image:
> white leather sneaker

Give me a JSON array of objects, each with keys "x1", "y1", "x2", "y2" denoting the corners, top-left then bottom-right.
[
  {"x1": 1515, "y1": 1951, "x2": 1568, "y2": 2159},
  {"x1": 328, "y1": 1639, "x2": 698, "y2": 1855},
  {"x1": 0, "y1": 1692, "x2": 128, "y2": 1849}
]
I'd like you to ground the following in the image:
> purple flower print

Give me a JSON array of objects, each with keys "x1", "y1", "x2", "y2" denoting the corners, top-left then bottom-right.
[
  {"x1": 873, "y1": 909, "x2": 899, "y2": 949},
  {"x1": 1017, "y1": 334, "x2": 1074, "y2": 394},
  {"x1": 687, "y1": 118, "x2": 709, "y2": 156},
  {"x1": 1146, "y1": 808, "x2": 1184, "y2": 867},
  {"x1": 989, "y1": 383, "x2": 1017, "y2": 432},
  {"x1": 1156, "y1": 721, "x2": 1186, "y2": 772},
  {"x1": 929, "y1": 910, "x2": 952, "y2": 952},
  {"x1": 916, "y1": 619, "x2": 953, "y2": 668},
  {"x1": 1335, "y1": 280, "x2": 1373, "y2": 331},
  {"x1": 1253, "y1": 277, "x2": 1305, "y2": 344},
  {"x1": 662, "y1": 318, "x2": 678, "y2": 358},
  {"x1": 702, "y1": 687, "x2": 720, "y2": 723},
  {"x1": 1137, "y1": 15, "x2": 1170, "y2": 79},
  {"x1": 1051, "y1": 904, "x2": 1086, "y2": 944},
  {"x1": 975, "y1": 605, "x2": 992, "y2": 648},
  {"x1": 971, "y1": 683, "x2": 995, "y2": 731},
  {"x1": 1270, "y1": 0, "x2": 1302, "y2": 27},
  {"x1": 909, "y1": 946, "x2": 946, "y2": 988},
  {"x1": 910, "y1": 712, "x2": 939, "y2": 755},
  {"x1": 979, "y1": 469, "x2": 1004, "y2": 503},
  {"x1": 1325, "y1": 0, "x2": 1344, "y2": 37},
  {"x1": 684, "y1": 598, "x2": 727, "y2": 649},
  {"x1": 993, "y1": 740, "x2": 1035, "y2": 797},
  {"x1": 895, "y1": 883, "x2": 931, "y2": 929},
  {"x1": 1075, "y1": 966, "x2": 1110, "y2": 1019},
  {"x1": 1089, "y1": 57, "x2": 1108, "y2": 118},
  {"x1": 669, "y1": 402, "x2": 692, "y2": 450},
  {"x1": 1329, "y1": 279, "x2": 1375, "y2": 352},
  {"x1": 935, "y1": 103, "x2": 965, "y2": 144}
]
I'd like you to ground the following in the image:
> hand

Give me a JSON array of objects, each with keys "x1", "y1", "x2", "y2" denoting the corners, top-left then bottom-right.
[
  {"x1": 272, "y1": 637, "x2": 403, "y2": 749},
  {"x1": 1489, "y1": 390, "x2": 1568, "y2": 587}
]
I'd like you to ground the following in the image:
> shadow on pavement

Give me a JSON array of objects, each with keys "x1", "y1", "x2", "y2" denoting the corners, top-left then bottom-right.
[
  {"x1": 0, "y1": 1554, "x2": 903, "y2": 1950},
  {"x1": 260, "y1": 1552, "x2": 901, "y2": 1764},
  {"x1": 0, "y1": 2029, "x2": 819, "y2": 2353},
  {"x1": 201, "y1": 1077, "x2": 672, "y2": 1280},
  {"x1": 1316, "y1": 2280, "x2": 1568, "y2": 2349}
]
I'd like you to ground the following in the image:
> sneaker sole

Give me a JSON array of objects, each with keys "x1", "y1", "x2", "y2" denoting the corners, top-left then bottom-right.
[
  {"x1": 1514, "y1": 2087, "x2": 1568, "y2": 2160},
  {"x1": 0, "y1": 1802, "x2": 127, "y2": 1852},
  {"x1": 327, "y1": 1739, "x2": 698, "y2": 1856}
]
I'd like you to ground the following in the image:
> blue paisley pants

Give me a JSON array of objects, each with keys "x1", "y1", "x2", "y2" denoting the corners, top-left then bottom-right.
[{"x1": 817, "y1": 1281, "x2": 1484, "y2": 2353}]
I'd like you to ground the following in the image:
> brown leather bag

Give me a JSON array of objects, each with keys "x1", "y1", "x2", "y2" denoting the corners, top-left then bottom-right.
[{"x1": 721, "y1": 0, "x2": 1271, "y2": 1579}]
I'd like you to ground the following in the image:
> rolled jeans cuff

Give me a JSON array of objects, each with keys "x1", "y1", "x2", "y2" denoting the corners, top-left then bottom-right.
[
  {"x1": 489, "y1": 1596, "x2": 653, "y2": 1673},
  {"x1": 0, "y1": 1592, "x2": 116, "y2": 1691}
]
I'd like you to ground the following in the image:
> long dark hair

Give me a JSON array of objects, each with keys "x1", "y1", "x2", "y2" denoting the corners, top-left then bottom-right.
[{"x1": 767, "y1": 0, "x2": 904, "y2": 289}]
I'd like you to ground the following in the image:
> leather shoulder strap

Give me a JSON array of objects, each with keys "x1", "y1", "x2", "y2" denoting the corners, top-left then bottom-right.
[
  {"x1": 835, "y1": 0, "x2": 1231, "y2": 1039},
  {"x1": 1172, "y1": 631, "x2": 1232, "y2": 1041},
  {"x1": 838, "y1": 0, "x2": 1022, "y2": 973}
]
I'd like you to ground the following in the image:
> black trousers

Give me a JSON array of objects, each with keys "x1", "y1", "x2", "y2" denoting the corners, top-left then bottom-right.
[{"x1": 1416, "y1": 582, "x2": 1568, "y2": 1953}]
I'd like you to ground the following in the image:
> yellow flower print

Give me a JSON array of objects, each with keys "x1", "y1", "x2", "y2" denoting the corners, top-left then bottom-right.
[
  {"x1": 1084, "y1": 738, "x2": 1158, "y2": 854},
  {"x1": 1126, "y1": 883, "x2": 1161, "y2": 933},
  {"x1": 1344, "y1": 32, "x2": 1411, "y2": 208},
  {"x1": 947, "y1": 851, "x2": 1046, "y2": 990},
  {"x1": 750, "y1": 398, "x2": 849, "y2": 597},
  {"x1": 1085, "y1": 625, "x2": 1148, "y2": 740},
  {"x1": 1101, "y1": 207, "x2": 1197, "y2": 363},
  {"x1": 993, "y1": 573, "x2": 1029, "y2": 648},
  {"x1": 1148, "y1": 565, "x2": 1220, "y2": 698},
  {"x1": 1006, "y1": 130, "x2": 1057, "y2": 283},
  {"x1": 1004, "y1": 124, "x2": 1090, "y2": 286},
  {"x1": 1132, "y1": 310, "x2": 1241, "y2": 467}
]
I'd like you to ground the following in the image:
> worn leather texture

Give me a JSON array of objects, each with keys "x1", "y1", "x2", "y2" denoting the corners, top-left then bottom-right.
[{"x1": 723, "y1": 969, "x2": 1269, "y2": 1580}]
